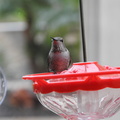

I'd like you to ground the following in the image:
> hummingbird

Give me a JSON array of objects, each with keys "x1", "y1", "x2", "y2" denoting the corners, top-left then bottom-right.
[{"x1": 48, "y1": 37, "x2": 71, "y2": 73}]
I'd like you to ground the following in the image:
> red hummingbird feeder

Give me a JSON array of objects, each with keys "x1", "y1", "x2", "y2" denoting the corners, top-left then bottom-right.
[
  {"x1": 22, "y1": 0, "x2": 120, "y2": 120},
  {"x1": 23, "y1": 62, "x2": 120, "y2": 94},
  {"x1": 23, "y1": 61, "x2": 120, "y2": 120}
]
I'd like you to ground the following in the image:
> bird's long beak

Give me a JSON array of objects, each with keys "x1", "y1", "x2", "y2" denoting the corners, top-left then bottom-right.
[{"x1": 50, "y1": 37, "x2": 54, "y2": 41}]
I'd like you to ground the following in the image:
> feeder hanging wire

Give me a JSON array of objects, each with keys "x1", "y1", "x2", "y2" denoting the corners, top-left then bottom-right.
[{"x1": 79, "y1": 0, "x2": 87, "y2": 62}]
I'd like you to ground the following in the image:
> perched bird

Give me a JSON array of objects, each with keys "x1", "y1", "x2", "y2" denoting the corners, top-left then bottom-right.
[{"x1": 48, "y1": 37, "x2": 71, "y2": 73}]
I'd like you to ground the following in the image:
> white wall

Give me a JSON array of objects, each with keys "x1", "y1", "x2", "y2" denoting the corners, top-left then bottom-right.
[
  {"x1": 84, "y1": 0, "x2": 120, "y2": 67},
  {"x1": 83, "y1": 0, "x2": 100, "y2": 62},
  {"x1": 99, "y1": 0, "x2": 120, "y2": 67}
]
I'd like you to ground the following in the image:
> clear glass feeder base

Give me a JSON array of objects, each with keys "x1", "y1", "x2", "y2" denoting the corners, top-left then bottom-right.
[
  {"x1": 61, "y1": 115, "x2": 99, "y2": 120},
  {"x1": 67, "y1": 117, "x2": 98, "y2": 120},
  {"x1": 36, "y1": 88, "x2": 120, "y2": 120}
]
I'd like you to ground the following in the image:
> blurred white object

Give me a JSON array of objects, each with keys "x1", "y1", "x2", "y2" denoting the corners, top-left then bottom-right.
[{"x1": 0, "y1": 68, "x2": 6, "y2": 105}]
